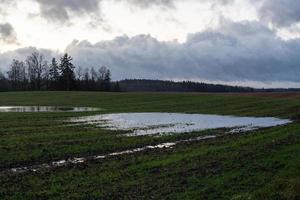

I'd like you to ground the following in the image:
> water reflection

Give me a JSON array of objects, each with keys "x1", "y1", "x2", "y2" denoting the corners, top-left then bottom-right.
[
  {"x1": 0, "y1": 106, "x2": 100, "y2": 112},
  {"x1": 70, "y1": 113, "x2": 291, "y2": 136}
]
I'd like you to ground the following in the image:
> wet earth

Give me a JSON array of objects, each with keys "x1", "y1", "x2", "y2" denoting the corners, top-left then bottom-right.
[{"x1": 0, "y1": 106, "x2": 100, "y2": 112}]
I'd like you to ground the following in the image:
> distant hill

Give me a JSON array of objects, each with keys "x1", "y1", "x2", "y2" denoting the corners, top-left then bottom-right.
[
  {"x1": 118, "y1": 79, "x2": 300, "y2": 93},
  {"x1": 118, "y1": 79, "x2": 255, "y2": 93}
]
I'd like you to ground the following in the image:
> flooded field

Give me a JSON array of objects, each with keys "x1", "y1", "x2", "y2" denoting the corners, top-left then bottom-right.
[
  {"x1": 1, "y1": 92, "x2": 300, "y2": 199},
  {"x1": 0, "y1": 106, "x2": 100, "y2": 112},
  {"x1": 70, "y1": 113, "x2": 291, "y2": 136}
]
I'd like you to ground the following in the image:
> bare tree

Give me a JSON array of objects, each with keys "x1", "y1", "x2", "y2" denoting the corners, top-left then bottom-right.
[
  {"x1": 98, "y1": 66, "x2": 107, "y2": 82},
  {"x1": 0, "y1": 70, "x2": 5, "y2": 79},
  {"x1": 97, "y1": 66, "x2": 111, "y2": 91},
  {"x1": 26, "y1": 52, "x2": 47, "y2": 90},
  {"x1": 90, "y1": 67, "x2": 97, "y2": 82},
  {"x1": 7, "y1": 59, "x2": 26, "y2": 90},
  {"x1": 76, "y1": 66, "x2": 83, "y2": 81}
]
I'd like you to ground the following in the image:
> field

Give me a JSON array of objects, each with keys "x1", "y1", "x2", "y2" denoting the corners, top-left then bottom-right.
[{"x1": 0, "y1": 92, "x2": 300, "y2": 199}]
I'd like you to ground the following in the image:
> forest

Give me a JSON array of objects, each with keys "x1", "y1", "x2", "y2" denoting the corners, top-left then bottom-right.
[
  {"x1": 118, "y1": 79, "x2": 256, "y2": 93},
  {"x1": 0, "y1": 52, "x2": 119, "y2": 92}
]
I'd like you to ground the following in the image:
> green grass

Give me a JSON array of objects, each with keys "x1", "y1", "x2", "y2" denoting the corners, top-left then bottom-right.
[{"x1": 0, "y1": 91, "x2": 300, "y2": 199}]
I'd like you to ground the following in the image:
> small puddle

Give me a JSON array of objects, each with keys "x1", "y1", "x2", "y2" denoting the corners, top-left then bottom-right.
[
  {"x1": 9, "y1": 135, "x2": 216, "y2": 173},
  {"x1": 0, "y1": 106, "x2": 100, "y2": 112},
  {"x1": 69, "y1": 113, "x2": 291, "y2": 136}
]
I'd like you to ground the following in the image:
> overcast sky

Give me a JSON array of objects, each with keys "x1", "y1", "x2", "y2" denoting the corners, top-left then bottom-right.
[{"x1": 1, "y1": 0, "x2": 300, "y2": 88}]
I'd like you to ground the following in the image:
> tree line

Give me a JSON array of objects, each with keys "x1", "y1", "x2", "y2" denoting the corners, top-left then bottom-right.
[
  {"x1": 0, "y1": 52, "x2": 120, "y2": 92},
  {"x1": 118, "y1": 79, "x2": 256, "y2": 93},
  {"x1": 118, "y1": 79, "x2": 300, "y2": 93}
]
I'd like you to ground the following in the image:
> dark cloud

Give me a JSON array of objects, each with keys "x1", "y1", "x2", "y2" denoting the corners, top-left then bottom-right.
[
  {"x1": 0, "y1": 0, "x2": 240, "y2": 25},
  {"x1": 0, "y1": 47, "x2": 60, "y2": 71},
  {"x1": 0, "y1": 0, "x2": 15, "y2": 16},
  {"x1": 257, "y1": 0, "x2": 300, "y2": 27},
  {"x1": 120, "y1": 0, "x2": 176, "y2": 8},
  {"x1": 0, "y1": 23, "x2": 18, "y2": 44},
  {"x1": 116, "y1": 0, "x2": 233, "y2": 9},
  {"x1": 34, "y1": 0, "x2": 101, "y2": 23},
  {"x1": 64, "y1": 20, "x2": 300, "y2": 83},
  {"x1": 0, "y1": 0, "x2": 13, "y2": 5},
  {"x1": 1, "y1": 18, "x2": 300, "y2": 86}
]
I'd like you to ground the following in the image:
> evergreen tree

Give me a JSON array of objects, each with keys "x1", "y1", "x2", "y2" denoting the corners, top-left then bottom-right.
[
  {"x1": 83, "y1": 68, "x2": 90, "y2": 90},
  {"x1": 103, "y1": 68, "x2": 111, "y2": 91},
  {"x1": 49, "y1": 58, "x2": 60, "y2": 90},
  {"x1": 0, "y1": 70, "x2": 9, "y2": 91},
  {"x1": 59, "y1": 53, "x2": 76, "y2": 90},
  {"x1": 113, "y1": 81, "x2": 121, "y2": 92}
]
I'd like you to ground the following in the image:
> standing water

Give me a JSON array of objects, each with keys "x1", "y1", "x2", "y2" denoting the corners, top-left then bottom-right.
[{"x1": 69, "y1": 113, "x2": 291, "y2": 136}]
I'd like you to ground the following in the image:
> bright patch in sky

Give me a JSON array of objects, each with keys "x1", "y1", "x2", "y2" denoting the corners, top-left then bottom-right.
[{"x1": 1, "y1": 0, "x2": 259, "y2": 52}]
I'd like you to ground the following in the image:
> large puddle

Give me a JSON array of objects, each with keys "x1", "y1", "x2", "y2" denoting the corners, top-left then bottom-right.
[
  {"x1": 0, "y1": 106, "x2": 100, "y2": 112},
  {"x1": 6, "y1": 113, "x2": 292, "y2": 173},
  {"x1": 69, "y1": 113, "x2": 291, "y2": 136}
]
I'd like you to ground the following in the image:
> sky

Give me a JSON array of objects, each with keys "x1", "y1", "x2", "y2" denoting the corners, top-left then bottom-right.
[{"x1": 0, "y1": 0, "x2": 300, "y2": 88}]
